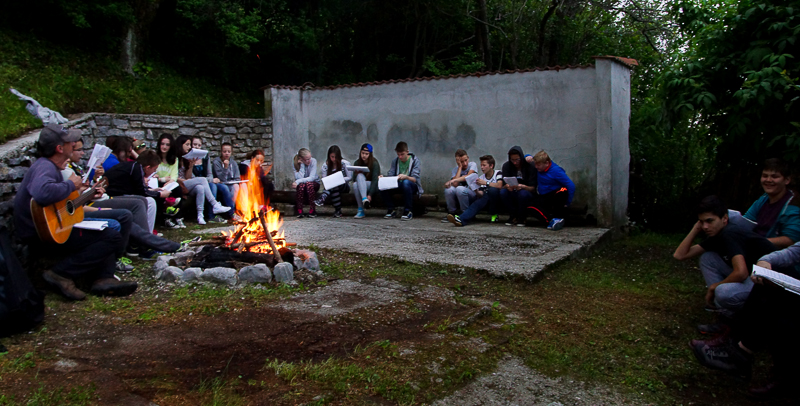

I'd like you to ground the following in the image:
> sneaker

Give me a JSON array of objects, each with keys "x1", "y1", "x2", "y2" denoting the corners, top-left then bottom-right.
[
  {"x1": 42, "y1": 270, "x2": 86, "y2": 300},
  {"x1": 152, "y1": 230, "x2": 163, "y2": 237},
  {"x1": 401, "y1": 211, "x2": 413, "y2": 221},
  {"x1": 442, "y1": 214, "x2": 452, "y2": 223},
  {"x1": 90, "y1": 278, "x2": 138, "y2": 297},
  {"x1": 139, "y1": 249, "x2": 164, "y2": 261},
  {"x1": 212, "y1": 202, "x2": 231, "y2": 214},
  {"x1": 505, "y1": 217, "x2": 516, "y2": 226},
  {"x1": 314, "y1": 196, "x2": 325, "y2": 207},
  {"x1": 197, "y1": 214, "x2": 207, "y2": 225},
  {"x1": 165, "y1": 206, "x2": 180, "y2": 216},
  {"x1": 354, "y1": 209, "x2": 365, "y2": 219},
  {"x1": 126, "y1": 245, "x2": 140, "y2": 257},
  {"x1": 307, "y1": 210, "x2": 317, "y2": 218},
  {"x1": 490, "y1": 214, "x2": 499, "y2": 223},
  {"x1": 175, "y1": 218, "x2": 186, "y2": 228},
  {"x1": 116, "y1": 258, "x2": 134, "y2": 273},
  {"x1": 210, "y1": 215, "x2": 227, "y2": 223},
  {"x1": 548, "y1": 218, "x2": 565, "y2": 231},
  {"x1": 517, "y1": 218, "x2": 526, "y2": 227},
  {"x1": 384, "y1": 210, "x2": 396, "y2": 219},
  {"x1": 333, "y1": 209, "x2": 342, "y2": 218},
  {"x1": 296, "y1": 211, "x2": 305, "y2": 218},
  {"x1": 164, "y1": 218, "x2": 180, "y2": 229},
  {"x1": 692, "y1": 342, "x2": 753, "y2": 377},
  {"x1": 363, "y1": 199, "x2": 371, "y2": 209},
  {"x1": 448, "y1": 214, "x2": 464, "y2": 227},
  {"x1": 697, "y1": 323, "x2": 731, "y2": 336}
]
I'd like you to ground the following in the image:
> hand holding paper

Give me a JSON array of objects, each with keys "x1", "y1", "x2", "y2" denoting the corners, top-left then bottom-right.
[
  {"x1": 83, "y1": 144, "x2": 112, "y2": 182},
  {"x1": 378, "y1": 176, "x2": 399, "y2": 191},
  {"x1": 182, "y1": 148, "x2": 208, "y2": 160},
  {"x1": 321, "y1": 171, "x2": 345, "y2": 190}
]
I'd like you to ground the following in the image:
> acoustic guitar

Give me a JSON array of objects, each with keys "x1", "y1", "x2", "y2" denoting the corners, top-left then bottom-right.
[{"x1": 31, "y1": 178, "x2": 108, "y2": 244}]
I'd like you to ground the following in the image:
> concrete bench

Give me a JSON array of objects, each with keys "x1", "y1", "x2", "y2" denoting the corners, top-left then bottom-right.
[{"x1": 270, "y1": 190, "x2": 437, "y2": 216}]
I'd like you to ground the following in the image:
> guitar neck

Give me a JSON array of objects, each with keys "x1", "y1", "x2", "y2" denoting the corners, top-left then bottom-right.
[{"x1": 73, "y1": 180, "x2": 107, "y2": 207}]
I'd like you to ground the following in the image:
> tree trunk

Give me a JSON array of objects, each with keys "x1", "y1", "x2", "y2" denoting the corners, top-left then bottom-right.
[
  {"x1": 477, "y1": 0, "x2": 492, "y2": 70},
  {"x1": 120, "y1": 0, "x2": 162, "y2": 76},
  {"x1": 538, "y1": 0, "x2": 559, "y2": 65}
]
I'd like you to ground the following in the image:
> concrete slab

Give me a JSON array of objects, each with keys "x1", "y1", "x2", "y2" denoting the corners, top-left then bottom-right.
[{"x1": 196, "y1": 215, "x2": 611, "y2": 280}]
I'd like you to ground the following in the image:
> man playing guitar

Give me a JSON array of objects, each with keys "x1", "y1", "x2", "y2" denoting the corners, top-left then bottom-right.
[{"x1": 13, "y1": 124, "x2": 137, "y2": 300}]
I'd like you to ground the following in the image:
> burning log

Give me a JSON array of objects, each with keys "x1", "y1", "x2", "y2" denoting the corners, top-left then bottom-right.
[{"x1": 258, "y1": 210, "x2": 283, "y2": 263}]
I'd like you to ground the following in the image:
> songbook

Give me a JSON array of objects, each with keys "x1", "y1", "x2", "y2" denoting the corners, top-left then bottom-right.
[
  {"x1": 321, "y1": 171, "x2": 346, "y2": 190},
  {"x1": 147, "y1": 176, "x2": 158, "y2": 189},
  {"x1": 224, "y1": 180, "x2": 249, "y2": 185},
  {"x1": 752, "y1": 264, "x2": 800, "y2": 296},
  {"x1": 504, "y1": 177, "x2": 519, "y2": 187},
  {"x1": 182, "y1": 148, "x2": 208, "y2": 160},
  {"x1": 73, "y1": 221, "x2": 108, "y2": 231},
  {"x1": 465, "y1": 173, "x2": 480, "y2": 191},
  {"x1": 378, "y1": 176, "x2": 399, "y2": 191},
  {"x1": 162, "y1": 181, "x2": 180, "y2": 191},
  {"x1": 83, "y1": 144, "x2": 112, "y2": 182},
  {"x1": 347, "y1": 166, "x2": 370, "y2": 172}
]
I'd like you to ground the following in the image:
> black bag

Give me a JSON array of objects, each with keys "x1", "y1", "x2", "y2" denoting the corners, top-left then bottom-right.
[{"x1": 0, "y1": 227, "x2": 44, "y2": 337}]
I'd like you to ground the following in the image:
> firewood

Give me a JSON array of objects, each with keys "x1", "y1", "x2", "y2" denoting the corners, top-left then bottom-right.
[{"x1": 258, "y1": 210, "x2": 283, "y2": 263}]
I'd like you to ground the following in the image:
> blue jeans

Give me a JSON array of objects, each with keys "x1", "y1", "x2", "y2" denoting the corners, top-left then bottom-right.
[
  {"x1": 699, "y1": 252, "x2": 754, "y2": 312},
  {"x1": 203, "y1": 182, "x2": 235, "y2": 219},
  {"x1": 380, "y1": 179, "x2": 419, "y2": 213},
  {"x1": 500, "y1": 188, "x2": 534, "y2": 219},
  {"x1": 459, "y1": 187, "x2": 501, "y2": 225}
]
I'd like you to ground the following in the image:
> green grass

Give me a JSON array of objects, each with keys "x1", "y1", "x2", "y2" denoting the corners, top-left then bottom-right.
[
  {"x1": 0, "y1": 384, "x2": 96, "y2": 406},
  {"x1": 0, "y1": 29, "x2": 262, "y2": 141}
]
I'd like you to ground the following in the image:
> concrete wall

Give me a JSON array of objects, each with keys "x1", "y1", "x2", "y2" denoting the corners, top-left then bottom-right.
[{"x1": 267, "y1": 59, "x2": 631, "y2": 226}]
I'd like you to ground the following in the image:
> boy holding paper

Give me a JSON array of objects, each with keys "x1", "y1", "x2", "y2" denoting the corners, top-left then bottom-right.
[
  {"x1": 380, "y1": 141, "x2": 423, "y2": 220},
  {"x1": 448, "y1": 155, "x2": 503, "y2": 226},
  {"x1": 442, "y1": 149, "x2": 478, "y2": 222}
]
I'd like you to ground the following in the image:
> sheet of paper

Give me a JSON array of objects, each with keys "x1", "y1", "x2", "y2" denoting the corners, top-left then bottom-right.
[
  {"x1": 147, "y1": 176, "x2": 158, "y2": 189},
  {"x1": 182, "y1": 148, "x2": 208, "y2": 160},
  {"x1": 752, "y1": 265, "x2": 800, "y2": 295},
  {"x1": 465, "y1": 173, "x2": 480, "y2": 191},
  {"x1": 82, "y1": 144, "x2": 112, "y2": 182},
  {"x1": 347, "y1": 166, "x2": 370, "y2": 172},
  {"x1": 321, "y1": 171, "x2": 345, "y2": 190},
  {"x1": 378, "y1": 176, "x2": 399, "y2": 191},
  {"x1": 224, "y1": 180, "x2": 249, "y2": 185},
  {"x1": 73, "y1": 221, "x2": 108, "y2": 231},
  {"x1": 162, "y1": 181, "x2": 180, "y2": 191},
  {"x1": 504, "y1": 177, "x2": 519, "y2": 187}
]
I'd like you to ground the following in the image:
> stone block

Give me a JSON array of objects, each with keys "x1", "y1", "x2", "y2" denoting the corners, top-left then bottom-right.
[
  {"x1": 201, "y1": 267, "x2": 238, "y2": 286},
  {"x1": 208, "y1": 127, "x2": 221, "y2": 135},
  {"x1": 223, "y1": 127, "x2": 237, "y2": 134},
  {"x1": 182, "y1": 267, "x2": 203, "y2": 282},
  {"x1": 246, "y1": 139, "x2": 254, "y2": 147},
  {"x1": 169, "y1": 251, "x2": 195, "y2": 267},
  {"x1": 97, "y1": 126, "x2": 110, "y2": 136},
  {"x1": 178, "y1": 127, "x2": 199, "y2": 136},
  {"x1": 178, "y1": 120, "x2": 195, "y2": 127},
  {"x1": 142, "y1": 122, "x2": 179, "y2": 130},
  {"x1": 11, "y1": 167, "x2": 28, "y2": 180},
  {"x1": 254, "y1": 127, "x2": 265, "y2": 134},
  {"x1": 125, "y1": 130, "x2": 145, "y2": 138},
  {"x1": 145, "y1": 130, "x2": 156, "y2": 140},
  {"x1": 273, "y1": 262, "x2": 294, "y2": 283},
  {"x1": 0, "y1": 164, "x2": 10, "y2": 181},
  {"x1": 130, "y1": 121, "x2": 142, "y2": 128},
  {"x1": 237, "y1": 133, "x2": 247, "y2": 140},
  {"x1": 8, "y1": 156, "x2": 32, "y2": 167},
  {"x1": 95, "y1": 116, "x2": 112, "y2": 126},
  {"x1": 211, "y1": 140, "x2": 220, "y2": 146},
  {"x1": 238, "y1": 264, "x2": 272, "y2": 283},
  {"x1": 222, "y1": 136, "x2": 232, "y2": 144},
  {"x1": 112, "y1": 119, "x2": 129, "y2": 129},
  {"x1": 108, "y1": 128, "x2": 125, "y2": 136},
  {"x1": 156, "y1": 266, "x2": 184, "y2": 282},
  {"x1": 0, "y1": 183, "x2": 12, "y2": 195},
  {"x1": 12, "y1": 183, "x2": 21, "y2": 192},
  {"x1": 239, "y1": 127, "x2": 252, "y2": 134},
  {"x1": 195, "y1": 124, "x2": 208, "y2": 128},
  {"x1": 153, "y1": 256, "x2": 174, "y2": 274},
  {"x1": 213, "y1": 134, "x2": 222, "y2": 140}
]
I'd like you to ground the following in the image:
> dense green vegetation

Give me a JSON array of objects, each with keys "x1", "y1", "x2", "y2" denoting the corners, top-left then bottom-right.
[{"x1": 1, "y1": 0, "x2": 799, "y2": 229}]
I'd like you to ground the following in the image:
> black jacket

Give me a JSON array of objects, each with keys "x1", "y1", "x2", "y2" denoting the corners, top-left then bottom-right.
[
  {"x1": 501, "y1": 146, "x2": 537, "y2": 188},
  {"x1": 105, "y1": 161, "x2": 159, "y2": 198}
]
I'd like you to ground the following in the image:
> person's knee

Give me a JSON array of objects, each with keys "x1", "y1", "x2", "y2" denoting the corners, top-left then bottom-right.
[
  {"x1": 356, "y1": 173, "x2": 366, "y2": 181},
  {"x1": 714, "y1": 283, "x2": 752, "y2": 310}
]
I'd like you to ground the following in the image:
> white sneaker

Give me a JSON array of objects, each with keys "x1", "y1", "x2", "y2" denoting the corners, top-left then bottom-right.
[
  {"x1": 197, "y1": 214, "x2": 206, "y2": 225},
  {"x1": 212, "y1": 202, "x2": 231, "y2": 214},
  {"x1": 175, "y1": 218, "x2": 187, "y2": 228}
]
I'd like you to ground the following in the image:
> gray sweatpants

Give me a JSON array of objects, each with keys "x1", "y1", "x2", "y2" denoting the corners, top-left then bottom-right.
[{"x1": 183, "y1": 177, "x2": 219, "y2": 215}]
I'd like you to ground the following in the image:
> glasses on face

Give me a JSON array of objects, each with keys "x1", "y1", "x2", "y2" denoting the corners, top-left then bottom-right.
[{"x1": 510, "y1": 158, "x2": 521, "y2": 163}]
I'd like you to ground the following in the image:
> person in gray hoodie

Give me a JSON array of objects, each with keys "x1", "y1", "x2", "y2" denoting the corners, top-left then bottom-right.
[{"x1": 380, "y1": 141, "x2": 423, "y2": 220}]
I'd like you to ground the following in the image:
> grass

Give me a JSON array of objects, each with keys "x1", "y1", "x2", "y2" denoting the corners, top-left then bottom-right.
[
  {"x1": 0, "y1": 384, "x2": 96, "y2": 406},
  {"x1": 0, "y1": 28, "x2": 262, "y2": 141}
]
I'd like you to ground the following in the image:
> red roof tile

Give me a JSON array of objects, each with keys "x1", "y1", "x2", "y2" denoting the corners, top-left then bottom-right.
[
  {"x1": 260, "y1": 63, "x2": 595, "y2": 91},
  {"x1": 591, "y1": 55, "x2": 639, "y2": 69}
]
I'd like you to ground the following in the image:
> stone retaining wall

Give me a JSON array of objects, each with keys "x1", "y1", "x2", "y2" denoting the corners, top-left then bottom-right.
[{"x1": 0, "y1": 113, "x2": 272, "y2": 230}]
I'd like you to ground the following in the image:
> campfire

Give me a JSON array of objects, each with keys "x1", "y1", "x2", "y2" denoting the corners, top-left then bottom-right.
[{"x1": 189, "y1": 163, "x2": 293, "y2": 263}]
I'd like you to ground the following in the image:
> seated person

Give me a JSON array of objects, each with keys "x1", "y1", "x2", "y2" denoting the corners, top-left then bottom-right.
[
  {"x1": 742, "y1": 158, "x2": 800, "y2": 248},
  {"x1": 380, "y1": 141, "x2": 423, "y2": 221},
  {"x1": 175, "y1": 135, "x2": 231, "y2": 225},
  {"x1": 351, "y1": 143, "x2": 381, "y2": 218},
  {"x1": 102, "y1": 136, "x2": 133, "y2": 171},
  {"x1": 500, "y1": 146, "x2": 537, "y2": 226},
  {"x1": 241, "y1": 149, "x2": 275, "y2": 208},
  {"x1": 14, "y1": 124, "x2": 137, "y2": 300},
  {"x1": 526, "y1": 150, "x2": 575, "y2": 231},
  {"x1": 192, "y1": 136, "x2": 234, "y2": 222},
  {"x1": 673, "y1": 195, "x2": 776, "y2": 314},
  {"x1": 448, "y1": 155, "x2": 503, "y2": 226},
  {"x1": 212, "y1": 142, "x2": 241, "y2": 207},
  {"x1": 315, "y1": 145, "x2": 352, "y2": 218},
  {"x1": 692, "y1": 245, "x2": 800, "y2": 397},
  {"x1": 291, "y1": 148, "x2": 319, "y2": 217},
  {"x1": 442, "y1": 148, "x2": 478, "y2": 221}
]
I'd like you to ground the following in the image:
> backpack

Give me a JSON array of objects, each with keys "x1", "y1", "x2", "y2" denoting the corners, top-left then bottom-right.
[{"x1": 0, "y1": 227, "x2": 44, "y2": 337}]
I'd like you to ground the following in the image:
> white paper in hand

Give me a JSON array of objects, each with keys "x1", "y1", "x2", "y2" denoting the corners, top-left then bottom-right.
[
  {"x1": 162, "y1": 181, "x2": 180, "y2": 192},
  {"x1": 347, "y1": 166, "x2": 370, "y2": 173},
  {"x1": 504, "y1": 177, "x2": 519, "y2": 187},
  {"x1": 465, "y1": 173, "x2": 480, "y2": 191},
  {"x1": 147, "y1": 176, "x2": 158, "y2": 189},
  {"x1": 182, "y1": 148, "x2": 208, "y2": 160},
  {"x1": 74, "y1": 221, "x2": 108, "y2": 231},
  {"x1": 82, "y1": 144, "x2": 112, "y2": 182},
  {"x1": 321, "y1": 171, "x2": 346, "y2": 190},
  {"x1": 378, "y1": 176, "x2": 399, "y2": 191}
]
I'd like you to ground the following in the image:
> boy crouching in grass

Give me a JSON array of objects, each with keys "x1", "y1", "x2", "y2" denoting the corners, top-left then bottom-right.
[
  {"x1": 448, "y1": 155, "x2": 503, "y2": 226},
  {"x1": 526, "y1": 150, "x2": 575, "y2": 230}
]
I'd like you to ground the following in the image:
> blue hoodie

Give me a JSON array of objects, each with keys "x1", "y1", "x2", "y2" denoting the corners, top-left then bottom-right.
[
  {"x1": 536, "y1": 161, "x2": 575, "y2": 206},
  {"x1": 744, "y1": 190, "x2": 800, "y2": 242}
]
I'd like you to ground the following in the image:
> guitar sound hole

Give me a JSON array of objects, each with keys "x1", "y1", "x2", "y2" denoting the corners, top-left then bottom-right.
[{"x1": 65, "y1": 201, "x2": 75, "y2": 215}]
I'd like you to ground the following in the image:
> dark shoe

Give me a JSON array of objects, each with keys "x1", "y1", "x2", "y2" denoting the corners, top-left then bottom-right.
[
  {"x1": 314, "y1": 196, "x2": 325, "y2": 207},
  {"x1": 692, "y1": 341, "x2": 752, "y2": 378},
  {"x1": 90, "y1": 278, "x2": 138, "y2": 297},
  {"x1": 401, "y1": 211, "x2": 413, "y2": 221},
  {"x1": 363, "y1": 199, "x2": 371, "y2": 209},
  {"x1": 307, "y1": 210, "x2": 317, "y2": 218},
  {"x1": 42, "y1": 270, "x2": 86, "y2": 300},
  {"x1": 451, "y1": 215, "x2": 464, "y2": 227},
  {"x1": 748, "y1": 381, "x2": 788, "y2": 400},
  {"x1": 517, "y1": 217, "x2": 527, "y2": 227},
  {"x1": 505, "y1": 217, "x2": 516, "y2": 226},
  {"x1": 698, "y1": 323, "x2": 730, "y2": 336},
  {"x1": 126, "y1": 245, "x2": 140, "y2": 257},
  {"x1": 296, "y1": 211, "x2": 305, "y2": 218},
  {"x1": 333, "y1": 209, "x2": 342, "y2": 218},
  {"x1": 384, "y1": 209, "x2": 396, "y2": 219},
  {"x1": 139, "y1": 249, "x2": 164, "y2": 261},
  {"x1": 116, "y1": 258, "x2": 134, "y2": 273}
]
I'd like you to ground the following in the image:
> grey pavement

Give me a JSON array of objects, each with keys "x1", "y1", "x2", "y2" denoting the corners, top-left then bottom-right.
[{"x1": 196, "y1": 213, "x2": 610, "y2": 280}]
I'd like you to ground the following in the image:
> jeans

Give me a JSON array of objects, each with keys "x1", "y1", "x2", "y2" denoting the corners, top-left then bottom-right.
[
  {"x1": 353, "y1": 173, "x2": 372, "y2": 208},
  {"x1": 459, "y1": 187, "x2": 501, "y2": 224},
  {"x1": 528, "y1": 188, "x2": 569, "y2": 223},
  {"x1": 380, "y1": 179, "x2": 419, "y2": 213},
  {"x1": 444, "y1": 185, "x2": 476, "y2": 213},
  {"x1": 92, "y1": 195, "x2": 152, "y2": 233},
  {"x1": 29, "y1": 227, "x2": 121, "y2": 281},
  {"x1": 184, "y1": 177, "x2": 222, "y2": 217},
  {"x1": 699, "y1": 251, "x2": 754, "y2": 311},
  {"x1": 500, "y1": 188, "x2": 534, "y2": 220},
  {"x1": 85, "y1": 208, "x2": 132, "y2": 258}
]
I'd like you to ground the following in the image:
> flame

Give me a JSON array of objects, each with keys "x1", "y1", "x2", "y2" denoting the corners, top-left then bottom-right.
[{"x1": 224, "y1": 162, "x2": 285, "y2": 254}]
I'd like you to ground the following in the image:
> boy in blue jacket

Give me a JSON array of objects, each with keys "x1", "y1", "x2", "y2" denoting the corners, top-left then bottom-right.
[
  {"x1": 742, "y1": 158, "x2": 800, "y2": 249},
  {"x1": 525, "y1": 150, "x2": 575, "y2": 230}
]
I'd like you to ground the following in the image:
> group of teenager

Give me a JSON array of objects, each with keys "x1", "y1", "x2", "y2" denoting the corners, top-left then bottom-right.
[
  {"x1": 15, "y1": 124, "x2": 277, "y2": 301},
  {"x1": 292, "y1": 142, "x2": 577, "y2": 230},
  {"x1": 673, "y1": 158, "x2": 800, "y2": 399}
]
